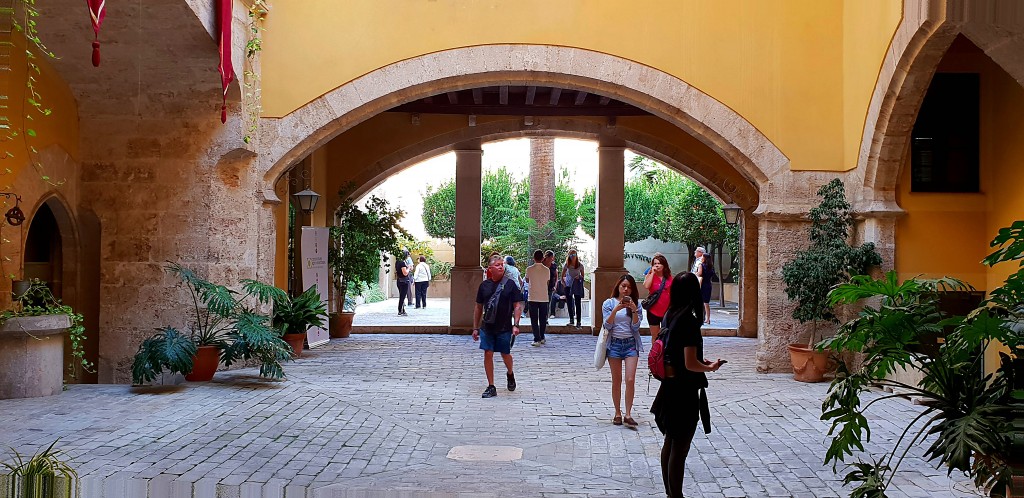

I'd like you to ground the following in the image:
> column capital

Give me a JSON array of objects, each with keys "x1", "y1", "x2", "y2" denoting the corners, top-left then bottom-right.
[
  {"x1": 453, "y1": 148, "x2": 483, "y2": 156},
  {"x1": 596, "y1": 146, "x2": 626, "y2": 152}
]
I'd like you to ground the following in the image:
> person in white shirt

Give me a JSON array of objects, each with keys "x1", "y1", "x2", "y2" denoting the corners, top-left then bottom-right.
[
  {"x1": 413, "y1": 256, "x2": 432, "y2": 309},
  {"x1": 602, "y1": 274, "x2": 643, "y2": 428},
  {"x1": 525, "y1": 250, "x2": 552, "y2": 346}
]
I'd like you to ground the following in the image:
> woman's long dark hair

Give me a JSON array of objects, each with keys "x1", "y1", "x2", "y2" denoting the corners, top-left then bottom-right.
[
  {"x1": 665, "y1": 271, "x2": 704, "y2": 323},
  {"x1": 611, "y1": 274, "x2": 639, "y2": 319},
  {"x1": 651, "y1": 254, "x2": 672, "y2": 279}
]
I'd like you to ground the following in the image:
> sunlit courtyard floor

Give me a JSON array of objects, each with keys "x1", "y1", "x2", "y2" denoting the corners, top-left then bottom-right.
[{"x1": 0, "y1": 335, "x2": 976, "y2": 497}]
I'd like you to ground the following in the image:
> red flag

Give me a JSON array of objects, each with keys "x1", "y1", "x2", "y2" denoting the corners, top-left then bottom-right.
[
  {"x1": 85, "y1": 0, "x2": 106, "y2": 67},
  {"x1": 216, "y1": 0, "x2": 234, "y2": 124}
]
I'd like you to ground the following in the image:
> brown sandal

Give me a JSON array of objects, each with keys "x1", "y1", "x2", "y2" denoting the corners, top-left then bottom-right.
[
  {"x1": 612, "y1": 415, "x2": 622, "y2": 425},
  {"x1": 623, "y1": 417, "x2": 638, "y2": 428}
]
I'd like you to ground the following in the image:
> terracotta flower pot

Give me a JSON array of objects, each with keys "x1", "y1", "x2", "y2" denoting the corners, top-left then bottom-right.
[
  {"x1": 330, "y1": 312, "x2": 355, "y2": 338},
  {"x1": 788, "y1": 343, "x2": 831, "y2": 383},
  {"x1": 185, "y1": 345, "x2": 220, "y2": 382},
  {"x1": 283, "y1": 333, "x2": 306, "y2": 358}
]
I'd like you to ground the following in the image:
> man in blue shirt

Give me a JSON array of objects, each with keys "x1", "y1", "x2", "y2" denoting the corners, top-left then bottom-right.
[{"x1": 473, "y1": 256, "x2": 525, "y2": 398}]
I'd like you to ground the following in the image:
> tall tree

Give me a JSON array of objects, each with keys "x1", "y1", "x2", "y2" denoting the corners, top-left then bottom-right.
[{"x1": 528, "y1": 138, "x2": 556, "y2": 246}]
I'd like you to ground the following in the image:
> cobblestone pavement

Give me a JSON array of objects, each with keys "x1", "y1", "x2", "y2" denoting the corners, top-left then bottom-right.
[{"x1": 0, "y1": 335, "x2": 976, "y2": 498}]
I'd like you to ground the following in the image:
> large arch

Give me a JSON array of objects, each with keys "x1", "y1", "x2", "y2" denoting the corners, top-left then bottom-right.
[
  {"x1": 258, "y1": 44, "x2": 787, "y2": 200},
  {"x1": 857, "y1": 0, "x2": 1024, "y2": 203}
]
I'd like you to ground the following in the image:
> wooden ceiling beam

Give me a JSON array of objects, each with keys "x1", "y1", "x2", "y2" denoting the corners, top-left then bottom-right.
[
  {"x1": 446, "y1": 92, "x2": 459, "y2": 105},
  {"x1": 472, "y1": 88, "x2": 483, "y2": 105},
  {"x1": 499, "y1": 86, "x2": 509, "y2": 105},
  {"x1": 388, "y1": 102, "x2": 648, "y2": 116},
  {"x1": 574, "y1": 91, "x2": 589, "y2": 105},
  {"x1": 525, "y1": 86, "x2": 537, "y2": 105},
  {"x1": 599, "y1": 96, "x2": 611, "y2": 105},
  {"x1": 549, "y1": 88, "x2": 562, "y2": 105}
]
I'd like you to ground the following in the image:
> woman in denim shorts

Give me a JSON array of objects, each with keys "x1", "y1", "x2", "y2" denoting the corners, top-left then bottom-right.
[{"x1": 601, "y1": 274, "x2": 644, "y2": 428}]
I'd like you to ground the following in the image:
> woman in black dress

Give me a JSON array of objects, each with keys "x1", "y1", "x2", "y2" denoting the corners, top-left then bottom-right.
[{"x1": 650, "y1": 272, "x2": 724, "y2": 498}]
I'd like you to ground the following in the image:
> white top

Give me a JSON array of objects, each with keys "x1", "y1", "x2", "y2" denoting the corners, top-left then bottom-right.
[
  {"x1": 504, "y1": 265, "x2": 523, "y2": 290},
  {"x1": 601, "y1": 298, "x2": 643, "y2": 340},
  {"x1": 525, "y1": 263, "x2": 550, "y2": 302},
  {"x1": 413, "y1": 262, "x2": 432, "y2": 283}
]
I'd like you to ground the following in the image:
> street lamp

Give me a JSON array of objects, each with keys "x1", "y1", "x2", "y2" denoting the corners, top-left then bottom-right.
[{"x1": 722, "y1": 203, "x2": 742, "y2": 225}]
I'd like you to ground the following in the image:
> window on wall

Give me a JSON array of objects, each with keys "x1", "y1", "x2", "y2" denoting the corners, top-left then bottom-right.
[{"x1": 910, "y1": 73, "x2": 980, "y2": 193}]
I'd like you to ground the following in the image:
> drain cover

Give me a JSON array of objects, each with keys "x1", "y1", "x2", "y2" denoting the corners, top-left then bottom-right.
[{"x1": 446, "y1": 445, "x2": 523, "y2": 462}]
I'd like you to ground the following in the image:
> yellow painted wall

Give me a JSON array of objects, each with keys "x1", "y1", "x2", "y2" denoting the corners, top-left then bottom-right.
[
  {"x1": 1, "y1": 34, "x2": 79, "y2": 190},
  {"x1": 260, "y1": 0, "x2": 902, "y2": 172},
  {"x1": 895, "y1": 41, "x2": 1024, "y2": 291}
]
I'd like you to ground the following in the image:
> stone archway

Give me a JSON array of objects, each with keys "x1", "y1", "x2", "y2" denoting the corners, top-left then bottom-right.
[
  {"x1": 257, "y1": 45, "x2": 789, "y2": 365},
  {"x1": 325, "y1": 121, "x2": 760, "y2": 338},
  {"x1": 857, "y1": 0, "x2": 1024, "y2": 203}
]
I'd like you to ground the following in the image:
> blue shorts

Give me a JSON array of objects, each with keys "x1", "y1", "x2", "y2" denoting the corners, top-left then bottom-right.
[
  {"x1": 479, "y1": 328, "x2": 513, "y2": 354},
  {"x1": 607, "y1": 336, "x2": 638, "y2": 359}
]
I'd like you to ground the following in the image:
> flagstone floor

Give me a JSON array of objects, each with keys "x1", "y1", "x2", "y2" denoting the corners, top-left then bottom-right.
[{"x1": 0, "y1": 335, "x2": 976, "y2": 497}]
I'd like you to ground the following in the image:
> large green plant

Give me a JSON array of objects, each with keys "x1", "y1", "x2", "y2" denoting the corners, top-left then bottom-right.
[
  {"x1": 331, "y1": 189, "x2": 409, "y2": 313},
  {"x1": 0, "y1": 279, "x2": 93, "y2": 382},
  {"x1": 821, "y1": 220, "x2": 1024, "y2": 497},
  {"x1": 130, "y1": 327, "x2": 197, "y2": 385},
  {"x1": 782, "y1": 179, "x2": 882, "y2": 344},
  {"x1": 158, "y1": 263, "x2": 292, "y2": 380}
]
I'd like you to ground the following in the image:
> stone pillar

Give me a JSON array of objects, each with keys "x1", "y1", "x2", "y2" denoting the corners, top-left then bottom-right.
[
  {"x1": 738, "y1": 210, "x2": 758, "y2": 338},
  {"x1": 755, "y1": 217, "x2": 815, "y2": 373},
  {"x1": 450, "y1": 147, "x2": 484, "y2": 334},
  {"x1": 591, "y1": 144, "x2": 628, "y2": 333}
]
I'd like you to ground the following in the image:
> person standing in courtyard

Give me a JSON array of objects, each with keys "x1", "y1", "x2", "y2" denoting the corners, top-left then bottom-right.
[
  {"x1": 473, "y1": 256, "x2": 525, "y2": 398},
  {"x1": 413, "y1": 255, "x2": 432, "y2": 309},
  {"x1": 395, "y1": 250, "x2": 411, "y2": 316},
  {"x1": 642, "y1": 254, "x2": 672, "y2": 337},
  {"x1": 405, "y1": 251, "x2": 415, "y2": 308},
  {"x1": 698, "y1": 253, "x2": 715, "y2": 325},
  {"x1": 601, "y1": 274, "x2": 643, "y2": 428},
  {"x1": 561, "y1": 249, "x2": 585, "y2": 327},
  {"x1": 504, "y1": 255, "x2": 523, "y2": 290},
  {"x1": 525, "y1": 250, "x2": 551, "y2": 346},
  {"x1": 651, "y1": 271, "x2": 724, "y2": 498}
]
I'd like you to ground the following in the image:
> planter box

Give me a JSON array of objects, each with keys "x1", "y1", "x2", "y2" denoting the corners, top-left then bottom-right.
[{"x1": 0, "y1": 315, "x2": 71, "y2": 399}]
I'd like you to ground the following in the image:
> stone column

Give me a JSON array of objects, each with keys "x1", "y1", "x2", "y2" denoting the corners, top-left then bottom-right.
[
  {"x1": 591, "y1": 144, "x2": 628, "y2": 333},
  {"x1": 450, "y1": 147, "x2": 484, "y2": 334},
  {"x1": 755, "y1": 216, "x2": 814, "y2": 373},
  {"x1": 738, "y1": 210, "x2": 758, "y2": 338}
]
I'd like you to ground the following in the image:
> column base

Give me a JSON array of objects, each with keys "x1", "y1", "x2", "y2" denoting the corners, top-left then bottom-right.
[
  {"x1": 591, "y1": 267, "x2": 628, "y2": 336},
  {"x1": 449, "y1": 265, "x2": 483, "y2": 334}
]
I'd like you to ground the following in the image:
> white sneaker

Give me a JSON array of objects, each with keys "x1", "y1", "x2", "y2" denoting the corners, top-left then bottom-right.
[
  {"x1": 540, "y1": 339, "x2": 546, "y2": 345},
  {"x1": 531, "y1": 341, "x2": 541, "y2": 347}
]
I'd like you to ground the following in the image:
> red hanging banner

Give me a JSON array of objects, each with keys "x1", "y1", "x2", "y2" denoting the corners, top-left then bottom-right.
[
  {"x1": 85, "y1": 0, "x2": 106, "y2": 67},
  {"x1": 216, "y1": 0, "x2": 234, "y2": 123}
]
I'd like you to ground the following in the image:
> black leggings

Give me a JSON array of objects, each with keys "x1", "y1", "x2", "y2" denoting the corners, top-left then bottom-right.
[
  {"x1": 397, "y1": 281, "x2": 409, "y2": 314},
  {"x1": 661, "y1": 420, "x2": 699, "y2": 497},
  {"x1": 566, "y1": 294, "x2": 582, "y2": 324}
]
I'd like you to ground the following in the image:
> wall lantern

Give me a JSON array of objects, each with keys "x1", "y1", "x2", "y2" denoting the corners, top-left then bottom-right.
[
  {"x1": 0, "y1": 192, "x2": 25, "y2": 226},
  {"x1": 722, "y1": 203, "x2": 742, "y2": 226},
  {"x1": 292, "y1": 189, "x2": 320, "y2": 215}
]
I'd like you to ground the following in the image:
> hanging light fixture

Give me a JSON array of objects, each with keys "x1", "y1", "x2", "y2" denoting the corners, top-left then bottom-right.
[
  {"x1": 292, "y1": 188, "x2": 320, "y2": 215},
  {"x1": 722, "y1": 203, "x2": 742, "y2": 226},
  {"x1": 0, "y1": 192, "x2": 25, "y2": 226}
]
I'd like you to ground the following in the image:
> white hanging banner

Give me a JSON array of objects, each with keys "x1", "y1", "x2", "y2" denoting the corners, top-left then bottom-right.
[{"x1": 300, "y1": 227, "x2": 331, "y2": 348}]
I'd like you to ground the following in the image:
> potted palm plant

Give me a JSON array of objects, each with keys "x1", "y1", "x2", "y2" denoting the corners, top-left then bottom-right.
[
  {"x1": 781, "y1": 179, "x2": 881, "y2": 382},
  {"x1": 821, "y1": 220, "x2": 1024, "y2": 497},
  {"x1": 270, "y1": 285, "x2": 327, "y2": 358},
  {"x1": 328, "y1": 188, "x2": 409, "y2": 338}
]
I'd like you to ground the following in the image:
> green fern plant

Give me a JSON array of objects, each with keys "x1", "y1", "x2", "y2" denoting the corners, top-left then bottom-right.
[
  {"x1": 270, "y1": 285, "x2": 327, "y2": 336},
  {"x1": 130, "y1": 327, "x2": 197, "y2": 385},
  {"x1": 1, "y1": 440, "x2": 77, "y2": 498}
]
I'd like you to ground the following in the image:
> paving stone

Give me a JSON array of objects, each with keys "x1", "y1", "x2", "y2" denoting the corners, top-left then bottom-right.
[{"x1": 0, "y1": 335, "x2": 976, "y2": 497}]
